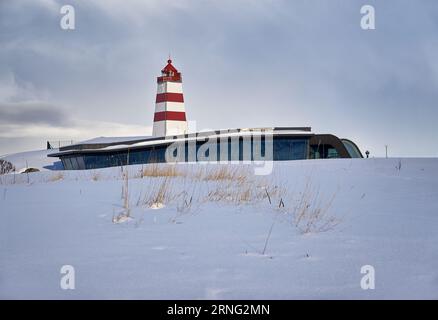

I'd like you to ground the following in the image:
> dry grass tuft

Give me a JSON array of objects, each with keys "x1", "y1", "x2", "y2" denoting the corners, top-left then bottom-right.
[
  {"x1": 141, "y1": 164, "x2": 184, "y2": 178},
  {"x1": 201, "y1": 165, "x2": 249, "y2": 184},
  {"x1": 141, "y1": 177, "x2": 177, "y2": 209},
  {"x1": 49, "y1": 172, "x2": 64, "y2": 182},
  {"x1": 91, "y1": 171, "x2": 100, "y2": 181},
  {"x1": 113, "y1": 166, "x2": 131, "y2": 224},
  {"x1": 291, "y1": 179, "x2": 341, "y2": 234}
]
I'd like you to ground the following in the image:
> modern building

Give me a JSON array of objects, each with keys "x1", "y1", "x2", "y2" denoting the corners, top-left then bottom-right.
[{"x1": 48, "y1": 59, "x2": 363, "y2": 170}]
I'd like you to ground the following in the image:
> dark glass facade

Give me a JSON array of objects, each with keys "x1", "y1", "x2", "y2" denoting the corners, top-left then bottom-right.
[
  {"x1": 57, "y1": 133, "x2": 362, "y2": 170},
  {"x1": 61, "y1": 136, "x2": 309, "y2": 170}
]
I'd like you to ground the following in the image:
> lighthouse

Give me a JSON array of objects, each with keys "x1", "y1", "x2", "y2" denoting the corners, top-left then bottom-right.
[{"x1": 152, "y1": 58, "x2": 188, "y2": 137}]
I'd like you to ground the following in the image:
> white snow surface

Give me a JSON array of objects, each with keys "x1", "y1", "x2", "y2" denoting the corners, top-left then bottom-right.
[{"x1": 0, "y1": 158, "x2": 437, "y2": 299}]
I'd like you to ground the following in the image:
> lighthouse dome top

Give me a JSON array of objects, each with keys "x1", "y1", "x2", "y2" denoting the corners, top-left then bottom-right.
[{"x1": 158, "y1": 58, "x2": 181, "y2": 83}]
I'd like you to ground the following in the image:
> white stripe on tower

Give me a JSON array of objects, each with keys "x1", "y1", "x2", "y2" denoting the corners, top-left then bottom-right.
[
  {"x1": 152, "y1": 58, "x2": 188, "y2": 137},
  {"x1": 157, "y1": 82, "x2": 183, "y2": 94},
  {"x1": 154, "y1": 102, "x2": 186, "y2": 113}
]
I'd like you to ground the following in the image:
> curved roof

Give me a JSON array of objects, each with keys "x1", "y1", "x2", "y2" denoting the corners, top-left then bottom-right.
[
  {"x1": 48, "y1": 127, "x2": 313, "y2": 157},
  {"x1": 161, "y1": 59, "x2": 179, "y2": 74}
]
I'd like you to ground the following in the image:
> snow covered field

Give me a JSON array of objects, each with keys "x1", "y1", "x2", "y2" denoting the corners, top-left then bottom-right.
[{"x1": 1, "y1": 157, "x2": 437, "y2": 299}]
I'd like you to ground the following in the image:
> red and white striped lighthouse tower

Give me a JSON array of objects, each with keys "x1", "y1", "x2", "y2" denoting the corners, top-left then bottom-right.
[{"x1": 152, "y1": 58, "x2": 188, "y2": 137}]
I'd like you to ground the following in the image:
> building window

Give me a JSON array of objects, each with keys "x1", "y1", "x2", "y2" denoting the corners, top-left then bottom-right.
[
  {"x1": 310, "y1": 144, "x2": 339, "y2": 159},
  {"x1": 342, "y1": 139, "x2": 363, "y2": 158},
  {"x1": 273, "y1": 137, "x2": 308, "y2": 160},
  {"x1": 327, "y1": 148, "x2": 339, "y2": 158},
  {"x1": 63, "y1": 157, "x2": 72, "y2": 170},
  {"x1": 70, "y1": 157, "x2": 79, "y2": 169},
  {"x1": 76, "y1": 157, "x2": 86, "y2": 170}
]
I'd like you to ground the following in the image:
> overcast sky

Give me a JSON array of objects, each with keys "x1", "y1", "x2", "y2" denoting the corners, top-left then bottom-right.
[{"x1": 1, "y1": 0, "x2": 437, "y2": 157}]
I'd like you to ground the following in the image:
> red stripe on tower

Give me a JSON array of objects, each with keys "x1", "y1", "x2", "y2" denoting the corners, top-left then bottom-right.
[
  {"x1": 155, "y1": 93, "x2": 184, "y2": 103},
  {"x1": 153, "y1": 111, "x2": 187, "y2": 122}
]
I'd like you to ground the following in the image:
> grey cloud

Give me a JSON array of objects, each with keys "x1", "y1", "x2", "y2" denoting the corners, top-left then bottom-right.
[{"x1": 0, "y1": 102, "x2": 71, "y2": 126}]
